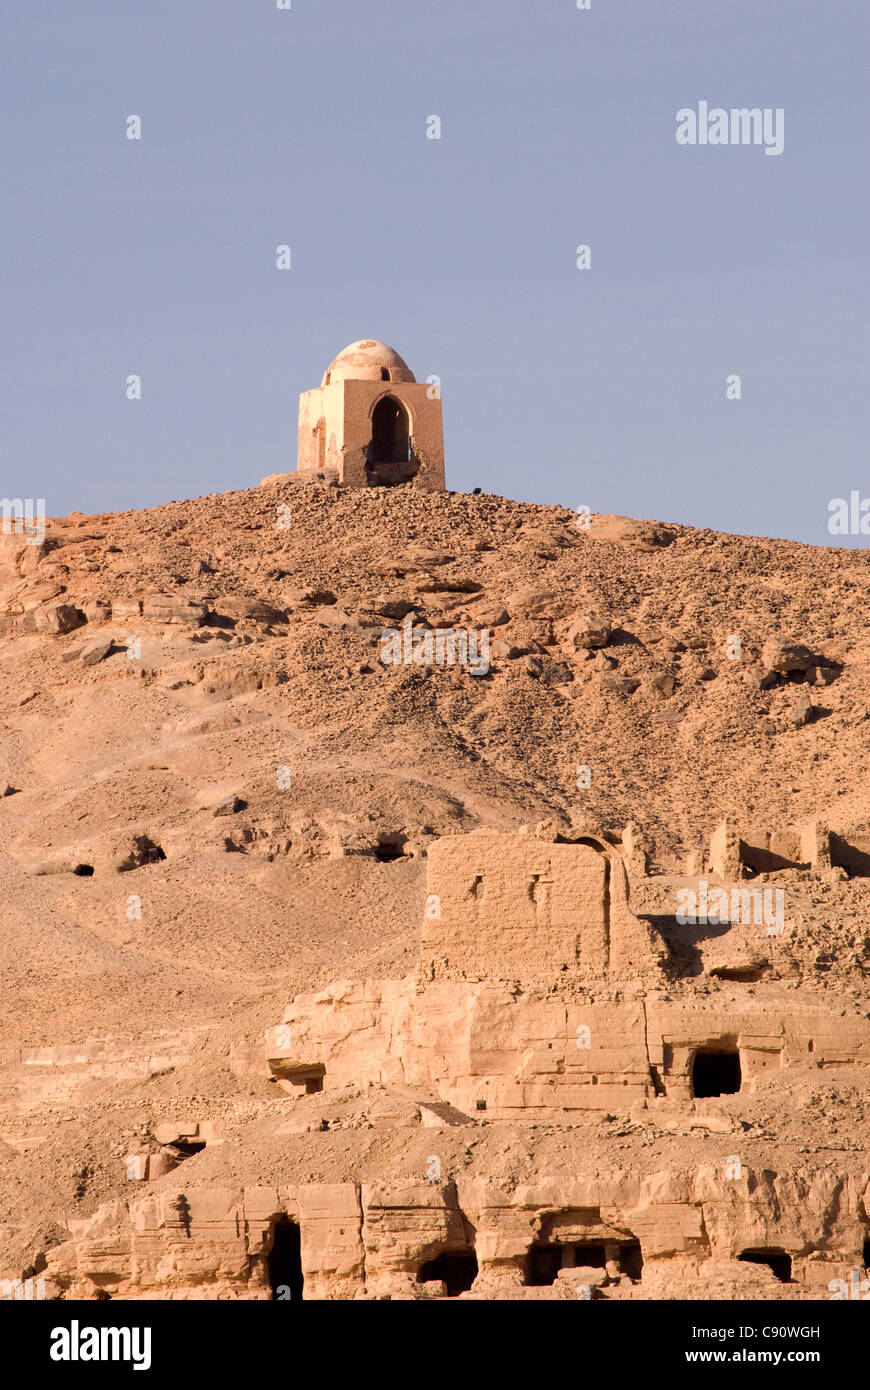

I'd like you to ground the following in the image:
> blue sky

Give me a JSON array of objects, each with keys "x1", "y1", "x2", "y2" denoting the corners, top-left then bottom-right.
[{"x1": 2, "y1": 0, "x2": 867, "y2": 543}]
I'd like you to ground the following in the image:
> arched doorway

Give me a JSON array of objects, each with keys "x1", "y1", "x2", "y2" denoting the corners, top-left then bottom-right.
[{"x1": 366, "y1": 396, "x2": 416, "y2": 485}]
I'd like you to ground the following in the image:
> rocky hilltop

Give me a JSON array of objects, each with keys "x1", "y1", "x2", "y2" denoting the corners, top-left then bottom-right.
[{"x1": 1, "y1": 481, "x2": 869, "y2": 1300}]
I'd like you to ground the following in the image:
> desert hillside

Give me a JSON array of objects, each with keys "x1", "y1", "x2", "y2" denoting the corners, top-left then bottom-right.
[{"x1": 1, "y1": 481, "x2": 869, "y2": 1297}]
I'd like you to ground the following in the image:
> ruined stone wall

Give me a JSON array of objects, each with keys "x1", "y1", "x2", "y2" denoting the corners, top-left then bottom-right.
[
  {"x1": 707, "y1": 815, "x2": 870, "y2": 879},
  {"x1": 421, "y1": 828, "x2": 665, "y2": 983}
]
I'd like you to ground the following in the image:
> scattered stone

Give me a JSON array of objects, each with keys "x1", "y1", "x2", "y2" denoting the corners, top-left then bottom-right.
[
  {"x1": 650, "y1": 671, "x2": 676, "y2": 698},
  {"x1": 790, "y1": 691, "x2": 814, "y2": 728},
  {"x1": 34, "y1": 603, "x2": 85, "y2": 634},
  {"x1": 566, "y1": 609, "x2": 612, "y2": 650},
  {"x1": 744, "y1": 664, "x2": 778, "y2": 690},
  {"x1": 213, "y1": 795, "x2": 247, "y2": 817},
  {"x1": 415, "y1": 576, "x2": 482, "y2": 595},
  {"x1": 539, "y1": 661, "x2": 574, "y2": 686},
  {"x1": 762, "y1": 634, "x2": 815, "y2": 674},
  {"x1": 376, "y1": 596, "x2": 417, "y2": 620},
  {"x1": 807, "y1": 665, "x2": 836, "y2": 686},
  {"x1": 601, "y1": 671, "x2": 640, "y2": 694},
  {"x1": 284, "y1": 587, "x2": 337, "y2": 607},
  {"x1": 586, "y1": 514, "x2": 676, "y2": 550},
  {"x1": 79, "y1": 638, "x2": 115, "y2": 668},
  {"x1": 657, "y1": 708, "x2": 686, "y2": 724},
  {"x1": 142, "y1": 593, "x2": 209, "y2": 625},
  {"x1": 475, "y1": 604, "x2": 510, "y2": 627},
  {"x1": 211, "y1": 595, "x2": 286, "y2": 624}
]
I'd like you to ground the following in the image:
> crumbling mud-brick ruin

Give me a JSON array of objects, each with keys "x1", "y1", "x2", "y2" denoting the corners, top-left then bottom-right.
[{"x1": 3, "y1": 356, "x2": 870, "y2": 1302}]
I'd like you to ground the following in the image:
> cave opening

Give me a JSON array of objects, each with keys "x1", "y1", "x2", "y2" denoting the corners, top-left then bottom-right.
[
  {"x1": 738, "y1": 1249, "x2": 792, "y2": 1283},
  {"x1": 417, "y1": 1250, "x2": 478, "y2": 1297}
]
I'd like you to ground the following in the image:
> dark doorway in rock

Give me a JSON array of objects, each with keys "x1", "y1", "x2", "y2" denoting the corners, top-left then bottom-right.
[
  {"x1": 863, "y1": 1236, "x2": 870, "y2": 1268},
  {"x1": 170, "y1": 1140, "x2": 206, "y2": 1159},
  {"x1": 738, "y1": 1249, "x2": 792, "y2": 1282},
  {"x1": 526, "y1": 1244, "x2": 563, "y2": 1286},
  {"x1": 285, "y1": 1065, "x2": 325, "y2": 1096},
  {"x1": 367, "y1": 397, "x2": 416, "y2": 485},
  {"x1": 374, "y1": 833, "x2": 407, "y2": 862},
  {"x1": 267, "y1": 1217, "x2": 303, "y2": 1301},
  {"x1": 692, "y1": 1048, "x2": 741, "y2": 1098},
  {"x1": 73, "y1": 864, "x2": 95, "y2": 877},
  {"x1": 527, "y1": 1235, "x2": 644, "y2": 1285},
  {"x1": 417, "y1": 1250, "x2": 478, "y2": 1297},
  {"x1": 571, "y1": 1243, "x2": 607, "y2": 1269}
]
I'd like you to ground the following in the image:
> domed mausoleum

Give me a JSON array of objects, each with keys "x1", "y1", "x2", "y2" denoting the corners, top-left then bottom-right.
[{"x1": 295, "y1": 340, "x2": 445, "y2": 489}]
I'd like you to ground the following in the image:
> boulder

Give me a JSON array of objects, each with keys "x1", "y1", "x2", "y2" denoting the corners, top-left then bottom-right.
[
  {"x1": 490, "y1": 638, "x2": 524, "y2": 660},
  {"x1": 110, "y1": 598, "x2": 143, "y2": 622},
  {"x1": 142, "y1": 593, "x2": 208, "y2": 625},
  {"x1": 82, "y1": 599, "x2": 112, "y2": 624},
  {"x1": 790, "y1": 691, "x2": 814, "y2": 728},
  {"x1": 761, "y1": 635, "x2": 815, "y2": 674},
  {"x1": 601, "y1": 671, "x2": 640, "y2": 695},
  {"x1": 80, "y1": 638, "x2": 115, "y2": 668},
  {"x1": 506, "y1": 586, "x2": 571, "y2": 621},
  {"x1": 566, "y1": 610, "x2": 612, "y2": 650},
  {"x1": 807, "y1": 665, "x2": 836, "y2": 686},
  {"x1": 376, "y1": 596, "x2": 417, "y2": 621},
  {"x1": 650, "y1": 671, "x2": 676, "y2": 698},
  {"x1": 284, "y1": 587, "x2": 337, "y2": 607},
  {"x1": 539, "y1": 661, "x2": 574, "y2": 686},
  {"x1": 414, "y1": 576, "x2": 482, "y2": 595},
  {"x1": 34, "y1": 603, "x2": 85, "y2": 634},
  {"x1": 475, "y1": 604, "x2": 510, "y2": 627},
  {"x1": 211, "y1": 595, "x2": 286, "y2": 624},
  {"x1": 259, "y1": 471, "x2": 295, "y2": 487},
  {"x1": 586, "y1": 514, "x2": 676, "y2": 550},
  {"x1": 744, "y1": 664, "x2": 778, "y2": 690}
]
